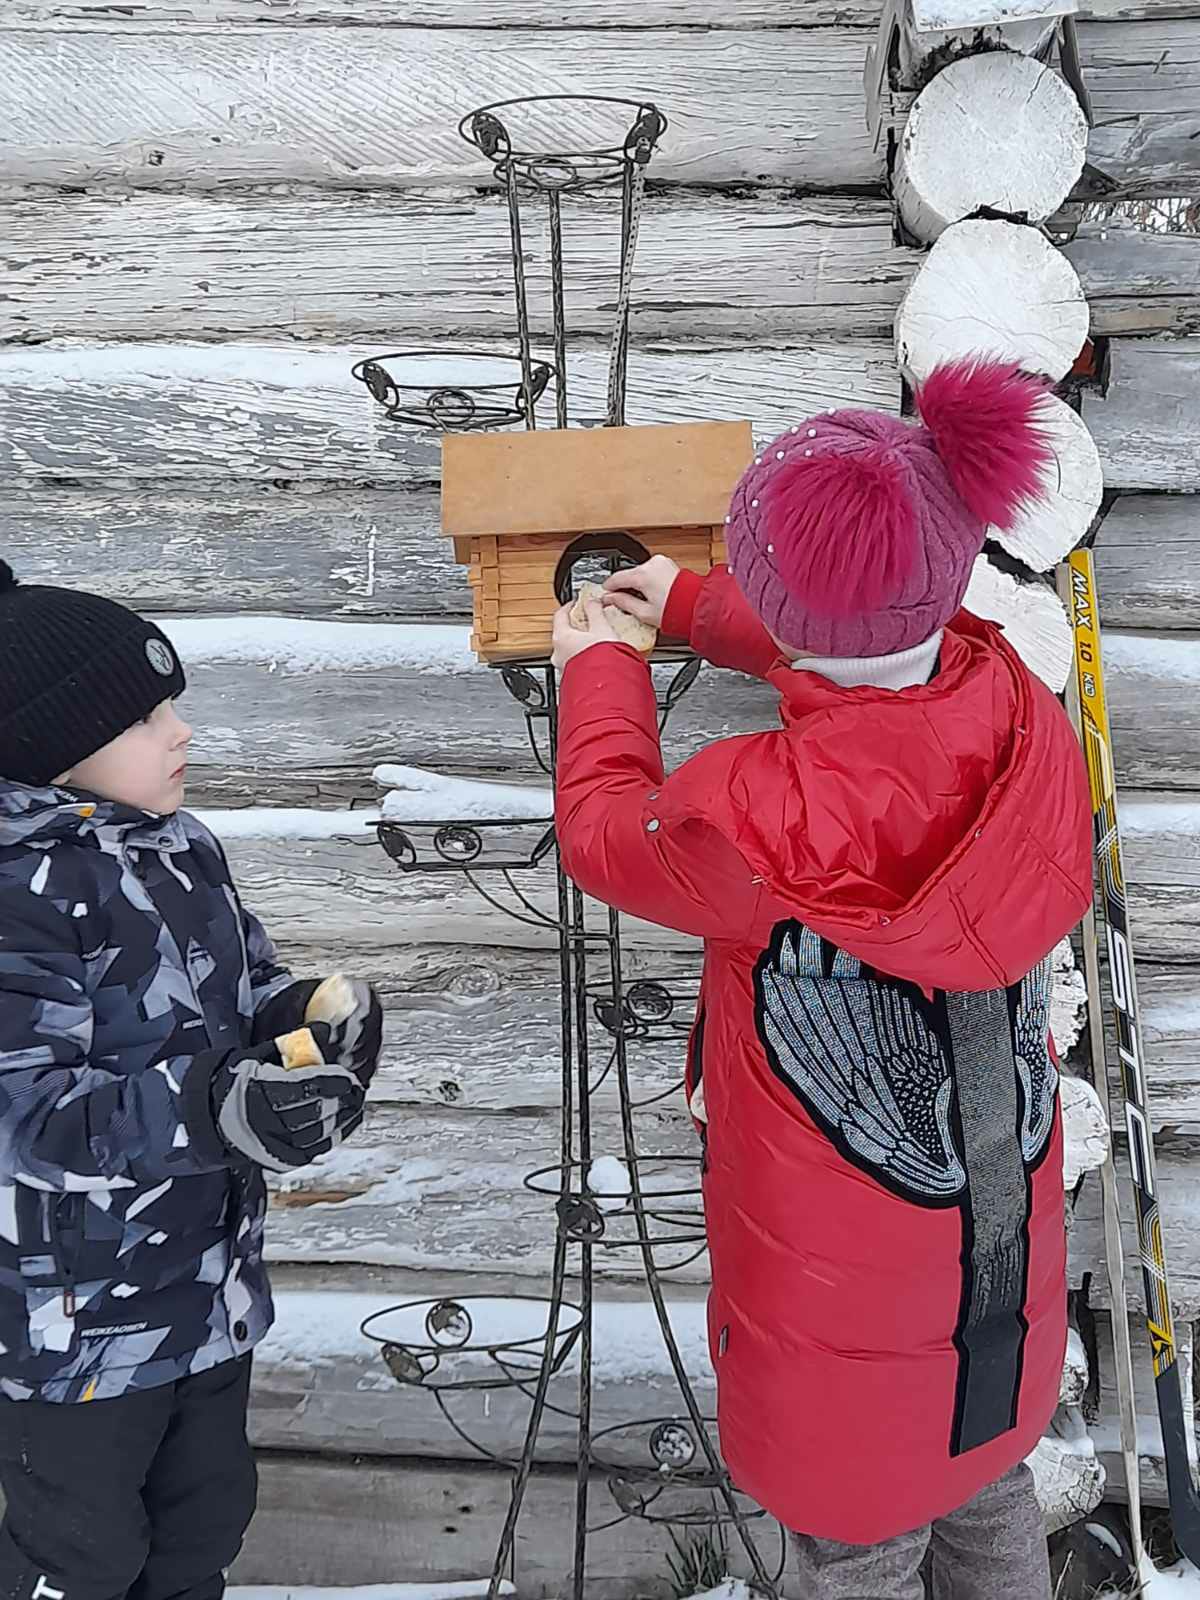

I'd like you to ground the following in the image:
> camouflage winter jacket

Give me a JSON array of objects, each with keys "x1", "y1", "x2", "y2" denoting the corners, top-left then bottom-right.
[{"x1": 0, "y1": 781, "x2": 295, "y2": 1402}]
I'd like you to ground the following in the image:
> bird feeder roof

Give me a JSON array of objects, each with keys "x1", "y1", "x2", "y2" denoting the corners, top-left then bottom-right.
[{"x1": 441, "y1": 420, "x2": 754, "y2": 540}]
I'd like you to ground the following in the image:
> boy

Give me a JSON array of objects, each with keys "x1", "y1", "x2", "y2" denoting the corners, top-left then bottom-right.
[
  {"x1": 550, "y1": 361, "x2": 1094, "y2": 1599},
  {"x1": 0, "y1": 562, "x2": 382, "y2": 1600}
]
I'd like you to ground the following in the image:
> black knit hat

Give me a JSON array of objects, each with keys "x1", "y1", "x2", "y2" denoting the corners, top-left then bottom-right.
[{"x1": 0, "y1": 560, "x2": 187, "y2": 787}]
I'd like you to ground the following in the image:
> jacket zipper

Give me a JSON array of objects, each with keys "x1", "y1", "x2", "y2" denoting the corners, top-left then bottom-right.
[{"x1": 47, "y1": 1195, "x2": 81, "y2": 1318}]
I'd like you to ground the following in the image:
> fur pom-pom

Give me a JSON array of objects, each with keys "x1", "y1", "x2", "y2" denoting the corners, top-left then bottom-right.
[
  {"x1": 916, "y1": 359, "x2": 1053, "y2": 531},
  {"x1": 761, "y1": 447, "x2": 919, "y2": 617}
]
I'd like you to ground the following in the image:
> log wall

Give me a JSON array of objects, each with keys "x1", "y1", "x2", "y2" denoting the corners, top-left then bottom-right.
[{"x1": 2, "y1": 0, "x2": 1199, "y2": 1585}]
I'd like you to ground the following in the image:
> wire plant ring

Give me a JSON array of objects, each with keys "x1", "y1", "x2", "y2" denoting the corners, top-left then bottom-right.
[
  {"x1": 362, "y1": 1296, "x2": 584, "y2": 1392},
  {"x1": 351, "y1": 349, "x2": 555, "y2": 431},
  {"x1": 458, "y1": 95, "x2": 667, "y2": 195}
]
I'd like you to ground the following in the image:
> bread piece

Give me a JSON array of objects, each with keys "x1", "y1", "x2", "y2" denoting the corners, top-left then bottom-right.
[
  {"x1": 277, "y1": 1026, "x2": 325, "y2": 1070},
  {"x1": 304, "y1": 973, "x2": 357, "y2": 1028},
  {"x1": 569, "y1": 582, "x2": 657, "y2": 655}
]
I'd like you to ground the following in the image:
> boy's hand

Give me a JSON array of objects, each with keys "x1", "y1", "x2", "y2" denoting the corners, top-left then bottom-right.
[
  {"x1": 304, "y1": 975, "x2": 383, "y2": 1089},
  {"x1": 551, "y1": 599, "x2": 620, "y2": 671},
  {"x1": 603, "y1": 556, "x2": 680, "y2": 631},
  {"x1": 208, "y1": 1027, "x2": 365, "y2": 1173}
]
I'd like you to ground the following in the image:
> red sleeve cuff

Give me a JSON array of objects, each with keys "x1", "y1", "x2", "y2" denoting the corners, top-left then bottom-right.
[{"x1": 661, "y1": 568, "x2": 704, "y2": 643}]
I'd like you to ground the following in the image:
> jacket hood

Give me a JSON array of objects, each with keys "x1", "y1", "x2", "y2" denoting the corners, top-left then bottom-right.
[
  {"x1": 662, "y1": 613, "x2": 1092, "y2": 991},
  {"x1": 0, "y1": 779, "x2": 188, "y2": 853}
]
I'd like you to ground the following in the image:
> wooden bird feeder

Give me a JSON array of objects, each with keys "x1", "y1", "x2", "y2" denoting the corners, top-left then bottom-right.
[{"x1": 441, "y1": 420, "x2": 755, "y2": 663}]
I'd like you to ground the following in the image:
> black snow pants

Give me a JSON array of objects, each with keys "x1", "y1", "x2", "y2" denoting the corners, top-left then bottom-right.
[{"x1": 0, "y1": 1357, "x2": 255, "y2": 1600}]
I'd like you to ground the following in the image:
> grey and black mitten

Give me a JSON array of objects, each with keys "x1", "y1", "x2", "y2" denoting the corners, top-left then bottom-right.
[
  {"x1": 187, "y1": 1025, "x2": 365, "y2": 1173},
  {"x1": 302, "y1": 976, "x2": 383, "y2": 1088}
]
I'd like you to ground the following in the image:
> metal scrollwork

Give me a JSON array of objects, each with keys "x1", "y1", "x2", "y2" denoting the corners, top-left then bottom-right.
[{"x1": 359, "y1": 85, "x2": 782, "y2": 1600}]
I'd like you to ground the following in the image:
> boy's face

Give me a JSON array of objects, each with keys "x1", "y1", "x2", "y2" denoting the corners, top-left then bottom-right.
[{"x1": 57, "y1": 701, "x2": 193, "y2": 816}]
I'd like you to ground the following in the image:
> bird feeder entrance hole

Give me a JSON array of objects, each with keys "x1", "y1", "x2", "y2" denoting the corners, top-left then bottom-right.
[{"x1": 552, "y1": 532, "x2": 653, "y2": 606}]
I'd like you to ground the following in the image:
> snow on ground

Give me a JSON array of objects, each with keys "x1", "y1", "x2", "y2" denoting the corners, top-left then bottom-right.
[
  {"x1": 681, "y1": 1584, "x2": 751, "y2": 1600},
  {"x1": 230, "y1": 1586, "x2": 514, "y2": 1600},
  {"x1": 164, "y1": 617, "x2": 476, "y2": 675},
  {"x1": 375, "y1": 765, "x2": 551, "y2": 821},
  {"x1": 1106, "y1": 1556, "x2": 1200, "y2": 1596}
]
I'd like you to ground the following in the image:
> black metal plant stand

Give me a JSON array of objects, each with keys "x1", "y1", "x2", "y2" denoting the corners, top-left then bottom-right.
[{"x1": 357, "y1": 96, "x2": 781, "y2": 1600}]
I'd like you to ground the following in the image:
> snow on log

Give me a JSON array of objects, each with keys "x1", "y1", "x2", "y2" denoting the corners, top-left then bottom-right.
[
  {"x1": 1061, "y1": 1075, "x2": 1112, "y2": 1188},
  {"x1": 988, "y1": 394, "x2": 1103, "y2": 572},
  {"x1": 964, "y1": 557, "x2": 1073, "y2": 692},
  {"x1": 895, "y1": 219, "x2": 1089, "y2": 382},
  {"x1": 895, "y1": 53, "x2": 1087, "y2": 243},
  {"x1": 912, "y1": 0, "x2": 1075, "y2": 25},
  {"x1": 1026, "y1": 1406, "x2": 1106, "y2": 1532}
]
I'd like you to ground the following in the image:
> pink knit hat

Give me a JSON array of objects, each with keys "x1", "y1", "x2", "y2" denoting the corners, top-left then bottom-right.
[{"x1": 725, "y1": 359, "x2": 1055, "y2": 658}]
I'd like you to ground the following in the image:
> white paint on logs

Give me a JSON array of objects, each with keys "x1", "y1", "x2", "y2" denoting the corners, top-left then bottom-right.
[
  {"x1": 989, "y1": 394, "x2": 1103, "y2": 572},
  {"x1": 895, "y1": 53, "x2": 1087, "y2": 243},
  {"x1": 964, "y1": 557, "x2": 1073, "y2": 692},
  {"x1": 1061, "y1": 1075, "x2": 1112, "y2": 1189},
  {"x1": 895, "y1": 219, "x2": 1089, "y2": 383}
]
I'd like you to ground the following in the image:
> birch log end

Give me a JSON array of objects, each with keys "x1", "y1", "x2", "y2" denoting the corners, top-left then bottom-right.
[
  {"x1": 964, "y1": 556, "x2": 1073, "y2": 692},
  {"x1": 991, "y1": 393, "x2": 1104, "y2": 571},
  {"x1": 895, "y1": 52, "x2": 1088, "y2": 243},
  {"x1": 896, "y1": 218, "x2": 1089, "y2": 382}
]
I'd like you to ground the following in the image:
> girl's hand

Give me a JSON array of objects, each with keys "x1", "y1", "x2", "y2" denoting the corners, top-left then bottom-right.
[
  {"x1": 551, "y1": 599, "x2": 620, "y2": 671},
  {"x1": 603, "y1": 555, "x2": 680, "y2": 630}
]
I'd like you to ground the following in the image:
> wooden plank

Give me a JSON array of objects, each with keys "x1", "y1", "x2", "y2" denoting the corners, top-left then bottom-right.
[
  {"x1": 140, "y1": 625, "x2": 1200, "y2": 804},
  {"x1": 7, "y1": 484, "x2": 1197, "y2": 629},
  {"x1": 1071, "y1": 1148, "x2": 1200, "y2": 1316},
  {"x1": 1094, "y1": 494, "x2": 1200, "y2": 629},
  {"x1": 0, "y1": 343, "x2": 898, "y2": 483},
  {"x1": 5, "y1": 192, "x2": 1196, "y2": 346},
  {"x1": 263, "y1": 1102, "x2": 709, "y2": 1283},
  {"x1": 2, "y1": 336, "x2": 1192, "y2": 493},
  {"x1": 1102, "y1": 632, "x2": 1200, "y2": 787},
  {"x1": 237, "y1": 1454, "x2": 696, "y2": 1597},
  {"x1": 0, "y1": 24, "x2": 882, "y2": 191},
  {"x1": 250, "y1": 1285, "x2": 714, "y2": 1466},
  {"x1": 0, "y1": 190, "x2": 916, "y2": 344},
  {"x1": 1083, "y1": 339, "x2": 1200, "y2": 492},
  {"x1": 7, "y1": 0, "x2": 1186, "y2": 24},
  {"x1": 1098, "y1": 966, "x2": 1200, "y2": 1142},
  {"x1": 1, "y1": 22, "x2": 1194, "y2": 194},
  {"x1": 0, "y1": 484, "x2": 468, "y2": 621},
  {"x1": 1060, "y1": 220, "x2": 1200, "y2": 337},
  {"x1": 174, "y1": 650, "x2": 783, "y2": 804},
  {"x1": 1078, "y1": 20, "x2": 1200, "y2": 197}
]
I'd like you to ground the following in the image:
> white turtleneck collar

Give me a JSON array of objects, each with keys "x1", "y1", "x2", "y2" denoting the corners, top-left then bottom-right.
[{"x1": 790, "y1": 630, "x2": 943, "y2": 691}]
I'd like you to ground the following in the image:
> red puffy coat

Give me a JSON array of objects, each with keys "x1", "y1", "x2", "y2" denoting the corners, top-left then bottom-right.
[{"x1": 555, "y1": 567, "x2": 1093, "y2": 1544}]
